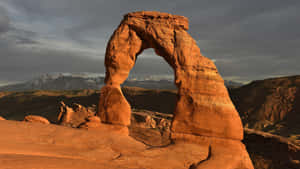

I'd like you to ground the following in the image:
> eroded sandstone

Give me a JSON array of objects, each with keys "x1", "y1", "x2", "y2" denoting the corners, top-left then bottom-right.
[
  {"x1": 97, "y1": 11, "x2": 253, "y2": 169},
  {"x1": 78, "y1": 116, "x2": 102, "y2": 129},
  {"x1": 58, "y1": 101, "x2": 95, "y2": 127},
  {"x1": 98, "y1": 11, "x2": 243, "y2": 140},
  {"x1": 23, "y1": 115, "x2": 50, "y2": 124}
]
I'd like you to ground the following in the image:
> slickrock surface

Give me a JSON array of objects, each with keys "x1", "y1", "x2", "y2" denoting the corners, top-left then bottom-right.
[
  {"x1": 0, "y1": 120, "x2": 208, "y2": 169},
  {"x1": 98, "y1": 11, "x2": 243, "y2": 140},
  {"x1": 0, "y1": 120, "x2": 254, "y2": 169},
  {"x1": 131, "y1": 111, "x2": 299, "y2": 169},
  {"x1": 24, "y1": 115, "x2": 50, "y2": 124}
]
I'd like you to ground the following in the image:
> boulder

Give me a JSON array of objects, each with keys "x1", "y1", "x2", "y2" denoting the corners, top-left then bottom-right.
[
  {"x1": 23, "y1": 115, "x2": 50, "y2": 124},
  {"x1": 58, "y1": 101, "x2": 95, "y2": 127},
  {"x1": 145, "y1": 115, "x2": 156, "y2": 128},
  {"x1": 78, "y1": 116, "x2": 102, "y2": 129},
  {"x1": 158, "y1": 119, "x2": 171, "y2": 131},
  {"x1": 86, "y1": 116, "x2": 101, "y2": 123}
]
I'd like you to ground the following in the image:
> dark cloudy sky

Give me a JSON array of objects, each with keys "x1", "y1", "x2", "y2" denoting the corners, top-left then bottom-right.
[{"x1": 0, "y1": 0, "x2": 299, "y2": 85}]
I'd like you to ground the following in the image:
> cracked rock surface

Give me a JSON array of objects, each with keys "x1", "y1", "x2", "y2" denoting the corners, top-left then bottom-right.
[
  {"x1": 0, "y1": 120, "x2": 209, "y2": 169},
  {"x1": 0, "y1": 120, "x2": 253, "y2": 169}
]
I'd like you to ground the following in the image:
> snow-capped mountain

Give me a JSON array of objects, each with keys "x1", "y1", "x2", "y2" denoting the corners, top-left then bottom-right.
[
  {"x1": 0, "y1": 73, "x2": 243, "y2": 91},
  {"x1": 0, "y1": 73, "x2": 105, "y2": 91}
]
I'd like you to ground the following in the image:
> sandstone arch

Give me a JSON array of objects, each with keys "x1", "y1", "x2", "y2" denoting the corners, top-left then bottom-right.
[{"x1": 98, "y1": 11, "x2": 243, "y2": 141}]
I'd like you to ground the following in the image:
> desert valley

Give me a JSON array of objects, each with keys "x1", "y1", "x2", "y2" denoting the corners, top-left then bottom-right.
[{"x1": 0, "y1": 77, "x2": 300, "y2": 169}]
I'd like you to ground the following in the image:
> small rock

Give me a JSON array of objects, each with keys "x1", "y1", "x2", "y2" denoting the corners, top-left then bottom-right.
[
  {"x1": 78, "y1": 116, "x2": 101, "y2": 129},
  {"x1": 86, "y1": 116, "x2": 101, "y2": 123},
  {"x1": 158, "y1": 119, "x2": 170, "y2": 130},
  {"x1": 58, "y1": 101, "x2": 95, "y2": 127},
  {"x1": 24, "y1": 115, "x2": 50, "y2": 124},
  {"x1": 145, "y1": 116, "x2": 156, "y2": 128},
  {"x1": 78, "y1": 121, "x2": 101, "y2": 129}
]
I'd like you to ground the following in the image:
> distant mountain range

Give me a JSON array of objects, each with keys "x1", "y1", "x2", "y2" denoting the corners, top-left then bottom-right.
[{"x1": 0, "y1": 73, "x2": 243, "y2": 91}]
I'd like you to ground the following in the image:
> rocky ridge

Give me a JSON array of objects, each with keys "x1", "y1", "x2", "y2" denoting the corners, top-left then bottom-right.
[{"x1": 230, "y1": 75, "x2": 300, "y2": 142}]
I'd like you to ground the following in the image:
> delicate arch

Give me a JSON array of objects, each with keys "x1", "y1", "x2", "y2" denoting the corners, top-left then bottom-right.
[{"x1": 98, "y1": 11, "x2": 243, "y2": 140}]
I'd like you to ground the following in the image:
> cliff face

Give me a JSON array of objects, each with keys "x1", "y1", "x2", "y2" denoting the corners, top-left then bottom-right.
[
  {"x1": 243, "y1": 128, "x2": 300, "y2": 169},
  {"x1": 229, "y1": 75, "x2": 300, "y2": 140}
]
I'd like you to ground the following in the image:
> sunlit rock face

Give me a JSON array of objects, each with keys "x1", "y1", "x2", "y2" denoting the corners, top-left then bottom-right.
[
  {"x1": 97, "y1": 11, "x2": 253, "y2": 169},
  {"x1": 58, "y1": 101, "x2": 95, "y2": 127},
  {"x1": 98, "y1": 11, "x2": 243, "y2": 140},
  {"x1": 24, "y1": 115, "x2": 50, "y2": 124},
  {"x1": 0, "y1": 116, "x2": 5, "y2": 120}
]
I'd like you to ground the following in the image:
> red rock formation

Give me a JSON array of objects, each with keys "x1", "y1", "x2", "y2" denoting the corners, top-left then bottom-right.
[
  {"x1": 158, "y1": 119, "x2": 171, "y2": 131},
  {"x1": 145, "y1": 115, "x2": 156, "y2": 128},
  {"x1": 98, "y1": 11, "x2": 253, "y2": 169},
  {"x1": 131, "y1": 110, "x2": 297, "y2": 169},
  {"x1": 57, "y1": 101, "x2": 73, "y2": 124},
  {"x1": 86, "y1": 116, "x2": 101, "y2": 123},
  {"x1": 78, "y1": 116, "x2": 102, "y2": 129},
  {"x1": 98, "y1": 86, "x2": 131, "y2": 126},
  {"x1": 23, "y1": 115, "x2": 50, "y2": 124},
  {"x1": 98, "y1": 11, "x2": 243, "y2": 140},
  {"x1": 58, "y1": 101, "x2": 95, "y2": 127}
]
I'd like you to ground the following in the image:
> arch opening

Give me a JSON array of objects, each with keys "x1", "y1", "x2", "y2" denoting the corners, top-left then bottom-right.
[
  {"x1": 127, "y1": 48, "x2": 175, "y2": 88},
  {"x1": 108, "y1": 44, "x2": 178, "y2": 142},
  {"x1": 122, "y1": 48, "x2": 177, "y2": 131}
]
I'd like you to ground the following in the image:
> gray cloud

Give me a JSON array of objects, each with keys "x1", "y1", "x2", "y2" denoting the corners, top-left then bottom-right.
[
  {"x1": 0, "y1": 6, "x2": 9, "y2": 34},
  {"x1": 0, "y1": 40, "x2": 105, "y2": 81},
  {"x1": 0, "y1": 0, "x2": 300, "y2": 84}
]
